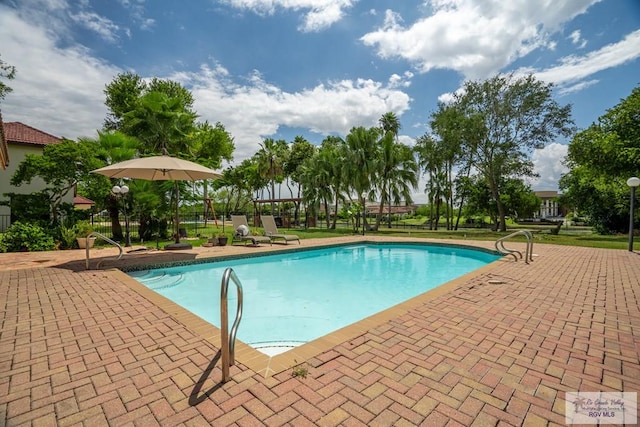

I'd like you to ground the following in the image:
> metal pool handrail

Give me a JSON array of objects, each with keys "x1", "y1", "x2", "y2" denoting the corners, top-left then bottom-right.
[
  {"x1": 85, "y1": 232, "x2": 123, "y2": 270},
  {"x1": 220, "y1": 267, "x2": 244, "y2": 382},
  {"x1": 495, "y1": 230, "x2": 534, "y2": 264}
]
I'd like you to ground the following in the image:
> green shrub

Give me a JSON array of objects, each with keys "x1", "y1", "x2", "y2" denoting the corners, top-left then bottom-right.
[
  {"x1": 0, "y1": 222, "x2": 55, "y2": 252},
  {"x1": 57, "y1": 225, "x2": 77, "y2": 250},
  {"x1": 74, "y1": 221, "x2": 94, "y2": 238}
]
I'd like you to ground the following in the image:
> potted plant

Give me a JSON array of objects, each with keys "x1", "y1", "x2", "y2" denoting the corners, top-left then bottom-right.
[
  {"x1": 217, "y1": 233, "x2": 228, "y2": 246},
  {"x1": 75, "y1": 221, "x2": 96, "y2": 249}
]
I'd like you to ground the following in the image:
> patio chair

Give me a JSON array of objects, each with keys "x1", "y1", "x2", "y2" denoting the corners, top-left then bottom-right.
[
  {"x1": 260, "y1": 215, "x2": 300, "y2": 245},
  {"x1": 231, "y1": 215, "x2": 272, "y2": 246}
]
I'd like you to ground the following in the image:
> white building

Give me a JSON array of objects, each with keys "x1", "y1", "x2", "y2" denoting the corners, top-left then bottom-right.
[{"x1": 534, "y1": 190, "x2": 562, "y2": 219}]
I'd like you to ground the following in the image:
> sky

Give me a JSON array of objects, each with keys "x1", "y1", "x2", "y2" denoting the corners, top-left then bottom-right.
[{"x1": 1, "y1": 0, "x2": 639, "y2": 203}]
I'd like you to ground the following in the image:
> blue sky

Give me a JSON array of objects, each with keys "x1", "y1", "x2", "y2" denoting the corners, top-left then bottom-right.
[{"x1": 1, "y1": 0, "x2": 639, "y2": 201}]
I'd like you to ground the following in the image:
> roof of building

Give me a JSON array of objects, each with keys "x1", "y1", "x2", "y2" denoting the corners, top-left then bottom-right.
[
  {"x1": 3, "y1": 122, "x2": 62, "y2": 146},
  {"x1": 73, "y1": 195, "x2": 95, "y2": 205},
  {"x1": 534, "y1": 190, "x2": 560, "y2": 199}
]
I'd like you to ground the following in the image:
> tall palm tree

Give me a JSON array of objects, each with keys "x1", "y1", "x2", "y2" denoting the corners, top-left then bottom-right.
[
  {"x1": 374, "y1": 136, "x2": 418, "y2": 229},
  {"x1": 299, "y1": 151, "x2": 334, "y2": 228},
  {"x1": 311, "y1": 137, "x2": 347, "y2": 229},
  {"x1": 378, "y1": 112, "x2": 402, "y2": 226},
  {"x1": 379, "y1": 112, "x2": 400, "y2": 140},
  {"x1": 256, "y1": 138, "x2": 286, "y2": 213},
  {"x1": 344, "y1": 126, "x2": 380, "y2": 231},
  {"x1": 286, "y1": 136, "x2": 316, "y2": 224}
]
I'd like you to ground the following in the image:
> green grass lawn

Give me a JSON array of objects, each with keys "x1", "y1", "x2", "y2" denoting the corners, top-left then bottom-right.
[{"x1": 113, "y1": 222, "x2": 638, "y2": 251}]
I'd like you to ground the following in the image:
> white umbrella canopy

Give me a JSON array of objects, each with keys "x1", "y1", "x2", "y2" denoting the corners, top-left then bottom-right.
[
  {"x1": 91, "y1": 155, "x2": 222, "y2": 181},
  {"x1": 92, "y1": 155, "x2": 222, "y2": 250}
]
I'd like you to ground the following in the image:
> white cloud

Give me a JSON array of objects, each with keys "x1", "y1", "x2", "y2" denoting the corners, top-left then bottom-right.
[
  {"x1": 218, "y1": 0, "x2": 357, "y2": 32},
  {"x1": 568, "y1": 29, "x2": 587, "y2": 48},
  {"x1": 388, "y1": 71, "x2": 413, "y2": 89},
  {"x1": 523, "y1": 29, "x2": 640, "y2": 87},
  {"x1": 0, "y1": 5, "x2": 117, "y2": 139},
  {"x1": 70, "y1": 11, "x2": 120, "y2": 42},
  {"x1": 118, "y1": 0, "x2": 154, "y2": 30},
  {"x1": 437, "y1": 29, "x2": 640, "y2": 113},
  {"x1": 361, "y1": 0, "x2": 599, "y2": 79},
  {"x1": 529, "y1": 143, "x2": 569, "y2": 190},
  {"x1": 557, "y1": 79, "x2": 598, "y2": 95},
  {"x1": 173, "y1": 64, "x2": 411, "y2": 160},
  {"x1": 1, "y1": 4, "x2": 410, "y2": 163}
]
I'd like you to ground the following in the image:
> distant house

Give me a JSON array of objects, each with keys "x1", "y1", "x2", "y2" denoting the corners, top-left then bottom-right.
[
  {"x1": 73, "y1": 195, "x2": 96, "y2": 211},
  {"x1": 534, "y1": 190, "x2": 564, "y2": 219},
  {"x1": 0, "y1": 121, "x2": 93, "y2": 231},
  {"x1": 365, "y1": 204, "x2": 418, "y2": 216}
]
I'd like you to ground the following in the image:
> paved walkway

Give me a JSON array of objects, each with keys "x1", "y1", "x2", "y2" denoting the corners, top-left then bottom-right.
[{"x1": 1, "y1": 238, "x2": 639, "y2": 426}]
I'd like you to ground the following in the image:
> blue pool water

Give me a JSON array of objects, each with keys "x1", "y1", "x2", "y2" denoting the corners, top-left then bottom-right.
[{"x1": 128, "y1": 244, "x2": 499, "y2": 355}]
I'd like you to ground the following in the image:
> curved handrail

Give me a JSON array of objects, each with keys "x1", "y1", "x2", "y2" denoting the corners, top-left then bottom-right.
[
  {"x1": 85, "y1": 231, "x2": 123, "y2": 270},
  {"x1": 495, "y1": 230, "x2": 533, "y2": 263},
  {"x1": 220, "y1": 267, "x2": 244, "y2": 382}
]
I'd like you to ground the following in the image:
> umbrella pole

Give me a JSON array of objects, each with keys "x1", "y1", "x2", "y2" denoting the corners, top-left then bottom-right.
[{"x1": 175, "y1": 181, "x2": 180, "y2": 244}]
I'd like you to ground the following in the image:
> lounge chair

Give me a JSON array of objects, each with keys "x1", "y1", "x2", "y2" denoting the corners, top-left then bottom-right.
[
  {"x1": 231, "y1": 215, "x2": 272, "y2": 246},
  {"x1": 260, "y1": 215, "x2": 300, "y2": 245}
]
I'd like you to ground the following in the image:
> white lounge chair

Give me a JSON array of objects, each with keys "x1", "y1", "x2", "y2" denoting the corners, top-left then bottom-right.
[
  {"x1": 260, "y1": 215, "x2": 300, "y2": 245},
  {"x1": 231, "y1": 215, "x2": 272, "y2": 246}
]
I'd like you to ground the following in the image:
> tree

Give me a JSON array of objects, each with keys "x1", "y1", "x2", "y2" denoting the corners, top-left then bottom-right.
[
  {"x1": 377, "y1": 112, "x2": 412, "y2": 229},
  {"x1": 256, "y1": 138, "x2": 287, "y2": 212},
  {"x1": 449, "y1": 74, "x2": 574, "y2": 231},
  {"x1": 286, "y1": 136, "x2": 316, "y2": 224},
  {"x1": 374, "y1": 133, "x2": 418, "y2": 230},
  {"x1": 122, "y1": 91, "x2": 197, "y2": 155},
  {"x1": 0, "y1": 54, "x2": 16, "y2": 105},
  {"x1": 103, "y1": 72, "x2": 146, "y2": 130},
  {"x1": 215, "y1": 160, "x2": 261, "y2": 216},
  {"x1": 414, "y1": 134, "x2": 448, "y2": 230},
  {"x1": 299, "y1": 147, "x2": 334, "y2": 228},
  {"x1": 379, "y1": 112, "x2": 400, "y2": 140},
  {"x1": 188, "y1": 121, "x2": 235, "y2": 222},
  {"x1": 344, "y1": 126, "x2": 380, "y2": 230},
  {"x1": 101, "y1": 73, "x2": 237, "y2": 240},
  {"x1": 10, "y1": 139, "x2": 102, "y2": 225},
  {"x1": 429, "y1": 103, "x2": 482, "y2": 229},
  {"x1": 78, "y1": 130, "x2": 140, "y2": 240},
  {"x1": 560, "y1": 86, "x2": 640, "y2": 233},
  {"x1": 103, "y1": 73, "x2": 196, "y2": 132}
]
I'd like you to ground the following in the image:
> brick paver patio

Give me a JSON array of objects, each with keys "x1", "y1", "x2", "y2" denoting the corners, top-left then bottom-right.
[{"x1": 1, "y1": 237, "x2": 639, "y2": 426}]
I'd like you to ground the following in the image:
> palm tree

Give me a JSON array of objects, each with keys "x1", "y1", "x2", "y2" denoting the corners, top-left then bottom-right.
[
  {"x1": 378, "y1": 112, "x2": 403, "y2": 226},
  {"x1": 317, "y1": 137, "x2": 348, "y2": 228},
  {"x1": 374, "y1": 137, "x2": 418, "y2": 229},
  {"x1": 89, "y1": 130, "x2": 140, "y2": 240},
  {"x1": 344, "y1": 127, "x2": 380, "y2": 232},
  {"x1": 122, "y1": 91, "x2": 196, "y2": 155},
  {"x1": 286, "y1": 136, "x2": 316, "y2": 224},
  {"x1": 379, "y1": 112, "x2": 400, "y2": 140},
  {"x1": 299, "y1": 151, "x2": 334, "y2": 228},
  {"x1": 415, "y1": 134, "x2": 446, "y2": 230},
  {"x1": 256, "y1": 138, "x2": 286, "y2": 213}
]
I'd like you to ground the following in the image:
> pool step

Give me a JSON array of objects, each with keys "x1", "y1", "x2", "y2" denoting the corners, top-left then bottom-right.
[
  {"x1": 250, "y1": 341, "x2": 306, "y2": 357},
  {"x1": 135, "y1": 273, "x2": 185, "y2": 290}
]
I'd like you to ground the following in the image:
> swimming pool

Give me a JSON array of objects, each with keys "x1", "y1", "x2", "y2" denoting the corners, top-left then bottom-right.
[{"x1": 128, "y1": 243, "x2": 499, "y2": 356}]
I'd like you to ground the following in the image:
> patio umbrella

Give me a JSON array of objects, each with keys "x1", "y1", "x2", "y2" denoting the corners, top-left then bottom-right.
[{"x1": 92, "y1": 155, "x2": 222, "y2": 250}]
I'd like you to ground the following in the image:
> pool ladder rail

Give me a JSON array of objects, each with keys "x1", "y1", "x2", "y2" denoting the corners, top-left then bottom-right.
[
  {"x1": 84, "y1": 231, "x2": 124, "y2": 270},
  {"x1": 495, "y1": 230, "x2": 534, "y2": 263},
  {"x1": 220, "y1": 268, "x2": 244, "y2": 382}
]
